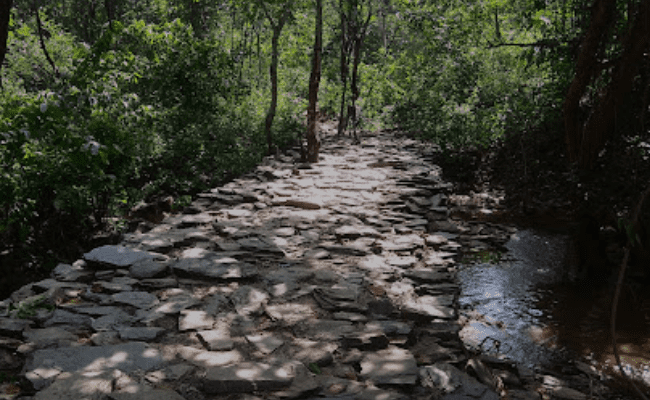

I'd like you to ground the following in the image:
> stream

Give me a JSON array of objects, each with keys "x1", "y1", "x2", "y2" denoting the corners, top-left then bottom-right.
[{"x1": 457, "y1": 229, "x2": 650, "y2": 384}]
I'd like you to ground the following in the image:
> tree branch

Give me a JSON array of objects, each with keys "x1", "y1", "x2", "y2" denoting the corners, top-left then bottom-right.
[{"x1": 486, "y1": 38, "x2": 577, "y2": 49}]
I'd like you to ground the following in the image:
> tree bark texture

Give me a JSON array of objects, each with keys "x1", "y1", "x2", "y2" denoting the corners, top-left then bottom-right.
[
  {"x1": 306, "y1": 0, "x2": 323, "y2": 163},
  {"x1": 337, "y1": 0, "x2": 351, "y2": 136},
  {"x1": 349, "y1": 1, "x2": 371, "y2": 138},
  {"x1": 563, "y1": 0, "x2": 650, "y2": 169},
  {"x1": 577, "y1": 1, "x2": 650, "y2": 168},
  {"x1": 0, "y1": 0, "x2": 12, "y2": 89},
  {"x1": 260, "y1": 1, "x2": 293, "y2": 155},
  {"x1": 34, "y1": 4, "x2": 57, "y2": 77},
  {"x1": 104, "y1": 0, "x2": 113, "y2": 30},
  {"x1": 562, "y1": 0, "x2": 616, "y2": 165}
]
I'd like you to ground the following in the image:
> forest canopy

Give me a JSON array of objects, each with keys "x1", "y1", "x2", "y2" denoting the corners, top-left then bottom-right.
[{"x1": 0, "y1": 0, "x2": 649, "y2": 284}]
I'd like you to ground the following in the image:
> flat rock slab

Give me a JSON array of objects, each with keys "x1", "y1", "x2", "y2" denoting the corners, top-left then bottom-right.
[
  {"x1": 91, "y1": 311, "x2": 135, "y2": 332},
  {"x1": 32, "y1": 369, "x2": 115, "y2": 400},
  {"x1": 297, "y1": 320, "x2": 355, "y2": 341},
  {"x1": 118, "y1": 327, "x2": 165, "y2": 341},
  {"x1": 404, "y1": 269, "x2": 453, "y2": 283},
  {"x1": 179, "y1": 310, "x2": 215, "y2": 331},
  {"x1": 129, "y1": 258, "x2": 171, "y2": 279},
  {"x1": 169, "y1": 345, "x2": 244, "y2": 368},
  {"x1": 402, "y1": 295, "x2": 455, "y2": 320},
  {"x1": 172, "y1": 248, "x2": 257, "y2": 280},
  {"x1": 203, "y1": 361, "x2": 295, "y2": 393},
  {"x1": 197, "y1": 329, "x2": 234, "y2": 351},
  {"x1": 24, "y1": 342, "x2": 164, "y2": 390},
  {"x1": 265, "y1": 303, "x2": 317, "y2": 324},
  {"x1": 231, "y1": 286, "x2": 269, "y2": 317},
  {"x1": 23, "y1": 327, "x2": 78, "y2": 348},
  {"x1": 246, "y1": 332, "x2": 284, "y2": 355},
  {"x1": 420, "y1": 363, "x2": 499, "y2": 400},
  {"x1": 360, "y1": 346, "x2": 418, "y2": 385},
  {"x1": 108, "y1": 388, "x2": 187, "y2": 400},
  {"x1": 52, "y1": 263, "x2": 94, "y2": 282},
  {"x1": 0, "y1": 317, "x2": 34, "y2": 337},
  {"x1": 111, "y1": 291, "x2": 160, "y2": 309},
  {"x1": 84, "y1": 245, "x2": 165, "y2": 269}
]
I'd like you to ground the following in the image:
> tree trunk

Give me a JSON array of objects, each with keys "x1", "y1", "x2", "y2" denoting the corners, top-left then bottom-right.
[
  {"x1": 265, "y1": 21, "x2": 283, "y2": 154},
  {"x1": 348, "y1": 1, "x2": 371, "y2": 139},
  {"x1": 577, "y1": 2, "x2": 650, "y2": 168},
  {"x1": 34, "y1": 3, "x2": 57, "y2": 77},
  {"x1": 306, "y1": 0, "x2": 323, "y2": 163},
  {"x1": 337, "y1": 0, "x2": 351, "y2": 136},
  {"x1": 0, "y1": 0, "x2": 12, "y2": 89},
  {"x1": 562, "y1": 0, "x2": 616, "y2": 164},
  {"x1": 260, "y1": 1, "x2": 293, "y2": 155},
  {"x1": 563, "y1": 0, "x2": 650, "y2": 169},
  {"x1": 104, "y1": 0, "x2": 113, "y2": 30},
  {"x1": 494, "y1": 6, "x2": 501, "y2": 41}
]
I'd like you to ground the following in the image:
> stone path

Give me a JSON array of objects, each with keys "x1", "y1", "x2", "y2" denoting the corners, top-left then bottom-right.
[{"x1": 0, "y1": 129, "x2": 589, "y2": 399}]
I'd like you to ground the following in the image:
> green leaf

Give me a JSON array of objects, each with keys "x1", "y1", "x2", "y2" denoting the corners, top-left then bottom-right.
[{"x1": 308, "y1": 363, "x2": 321, "y2": 374}]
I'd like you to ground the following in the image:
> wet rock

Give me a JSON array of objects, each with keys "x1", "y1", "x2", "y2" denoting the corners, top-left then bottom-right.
[{"x1": 420, "y1": 363, "x2": 498, "y2": 400}]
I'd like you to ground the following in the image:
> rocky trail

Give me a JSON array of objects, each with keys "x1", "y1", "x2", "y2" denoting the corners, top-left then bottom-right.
[{"x1": 0, "y1": 127, "x2": 616, "y2": 399}]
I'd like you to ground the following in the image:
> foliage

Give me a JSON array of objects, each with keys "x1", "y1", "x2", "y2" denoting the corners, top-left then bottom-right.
[
  {"x1": 8, "y1": 295, "x2": 56, "y2": 319},
  {"x1": 1, "y1": 0, "x2": 646, "y2": 290},
  {"x1": 1, "y1": 16, "x2": 263, "y2": 270}
]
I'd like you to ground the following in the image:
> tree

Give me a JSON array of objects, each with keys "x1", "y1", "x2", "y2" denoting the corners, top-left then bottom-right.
[
  {"x1": 33, "y1": 1, "x2": 58, "y2": 77},
  {"x1": 306, "y1": 0, "x2": 322, "y2": 162},
  {"x1": 258, "y1": 0, "x2": 294, "y2": 155},
  {"x1": 563, "y1": 0, "x2": 650, "y2": 169},
  {"x1": 0, "y1": 0, "x2": 12, "y2": 89},
  {"x1": 336, "y1": 0, "x2": 372, "y2": 138}
]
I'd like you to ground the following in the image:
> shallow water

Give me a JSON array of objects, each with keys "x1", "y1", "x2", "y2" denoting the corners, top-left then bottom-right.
[
  {"x1": 458, "y1": 228, "x2": 650, "y2": 382},
  {"x1": 458, "y1": 229, "x2": 569, "y2": 369}
]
